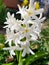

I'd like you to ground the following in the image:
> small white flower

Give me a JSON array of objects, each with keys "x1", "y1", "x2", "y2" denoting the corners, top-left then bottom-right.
[
  {"x1": 3, "y1": 46, "x2": 23, "y2": 57},
  {"x1": 20, "y1": 41, "x2": 34, "y2": 57},
  {"x1": 17, "y1": 19, "x2": 40, "y2": 41},
  {"x1": 16, "y1": 5, "x2": 28, "y2": 19},
  {"x1": 5, "y1": 28, "x2": 15, "y2": 46},
  {"x1": 17, "y1": 0, "x2": 44, "y2": 20},
  {"x1": 5, "y1": 28, "x2": 23, "y2": 46},
  {"x1": 4, "y1": 12, "x2": 22, "y2": 32},
  {"x1": 23, "y1": 19, "x2": 41, "y2": 37}
]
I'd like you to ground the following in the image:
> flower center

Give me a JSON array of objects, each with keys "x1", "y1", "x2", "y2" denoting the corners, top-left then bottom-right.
[
  {"x1": 28, "y1": 11, "x2": 32, "y2": 16},
  {"x1": 25, "y1": 29, "x2": 29, "y2": 33}
]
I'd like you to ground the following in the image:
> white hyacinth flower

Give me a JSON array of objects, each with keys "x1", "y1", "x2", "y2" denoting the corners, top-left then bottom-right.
[
  {"x1": 4, "y1": 12, "x2": 22, "y2": 32},
  {"x1": 3, "y1": 0, "x2": 46, "y2": 57},
  {"x1": 5, "y1": 28, "x2": 25, "y2": 46},
  {"x1": 3, "y1": 46, "x2": 23, "y2": 57},
  {"x1": 20, "y1": 41, "x2": 34, "y2": 57},
  {"x1": 16, "y1": 0, "x2": 44, "y2": 20},
  {"x1": 5, "y1": 28, "x2": 14, "y2": 46},
  {"x1": 18, "y1": 19, "x2": 40, "y2": 41}
]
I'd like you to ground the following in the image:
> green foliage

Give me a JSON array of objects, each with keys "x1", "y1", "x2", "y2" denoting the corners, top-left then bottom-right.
[
  {"x1": 2, "y1": 62, "x2": 14, "y2": 65},
  {"x1": 25, "y1": 51, "x2": 48, "y2": 65},
  {"x1": 0, "y1": 0, "x2": 7, "y2": 25},
  {"x1": 0, "y1": 34, "x2": 5, "y2": 43}
]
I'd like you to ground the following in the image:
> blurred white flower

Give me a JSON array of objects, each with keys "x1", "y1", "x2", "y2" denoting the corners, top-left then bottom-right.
[
  {"x1": 3, "y1": 46, "x2": 23, "y2": 57},
  {"x1": 5, "y1": 28, "x2": 24, "y2": 46},
  {"x1": 4, "y1": 12, "x2": 22, "y2": 32},
  {"x1": 17, "y1": 0, "x2": 44, "y2": 20},
  {"x1": 20, "y1": 41, "x2": 34, "y2": 57},
  {"x1": 19, "y1": 19, "x2": 40, "y2": 41},
  {"x1": 5, "y1": 28, "x2": 14, "y2": 46},
  {"x1": 3, "y1": 0, "x2": 46, "y2": 57}
]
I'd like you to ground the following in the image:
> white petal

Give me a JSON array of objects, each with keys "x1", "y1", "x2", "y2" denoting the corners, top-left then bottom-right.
[
  {"x1": 3, "y1": 46, "x2": 23, "y2": 51},
  {"x1": 12, "y1": 14, "x2": 14, "y2": 17},
  {"x1": 8, "y1": 40, "x2": 12, "y2": 46},
  {"x1": 7, "y1": 12, "x2": 11, "y2": 18},
  {"x1": 10, "y1": 50, "x2": 15, "y2": 56},
  {"x1": 35, "y1": 8, "x2": 44, "y2": 15},
  {"x1": 22, "y1": 49, "x2": 26, "y2": 57},
  {"x1": 40, "y1": 17, "x2": 46, "y2": 23},
  {"x1": 29, "y1": 48, "x2": 35, "y2": 55},
  {"x1": 31, "y1": 34, "x2": 38, "y2": 40},
  {"x1": 39, "y1": 13, "x2": 42, "y2": 19}
]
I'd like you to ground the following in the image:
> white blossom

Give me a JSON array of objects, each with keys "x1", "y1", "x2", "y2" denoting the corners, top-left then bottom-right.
[
  {"x1": 20, "y1": 41, "x2": 35, "y2": 57},
  {"x1": 17, "y1": 0, "x2": 44, "y2": 20},
  {"x1": 3, "y1": 46, "x2": 23, "y2": 57},
  {"x1": 5, "y1": 28, "x2": 14, "y2": 46},
  {"x1": 4, "y1": 12, "x2": 22, "y2": 32},
  {"x1": 3, "y1": 0, "x2": 46, "y2": 57}
]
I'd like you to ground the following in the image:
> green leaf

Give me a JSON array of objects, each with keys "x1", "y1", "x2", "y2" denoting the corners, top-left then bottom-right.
[
  {"x1": 42, "y1": 29, "x2": 49, "y2": 36},
  {"x1": 0, "y1": 0, "x2": 2, "y2": 5},
  {"x1": 15, "y1": 51, "x2": 20, "y2": 62},
  {"x1": 0, "y1": 34, "x2": 5, "y2": 43},
  {"x1": 18, "y1": 62, "x2": 23, "y2": 65},
  {"x1": 0, "y1": 44, "x2": 5, "y2": 48},
  {"x1": 2, "y1": 62, "x2": 14, "y2": 65},
  {"x1": 0, "y1": 2, "x2": 7, "y2": 25},
  {"x1": 20, "y1": 37, "x2": 26, "y2": 42},
  {"x1": 25, "y1": 51, "x2": 48, "y2": 65}
]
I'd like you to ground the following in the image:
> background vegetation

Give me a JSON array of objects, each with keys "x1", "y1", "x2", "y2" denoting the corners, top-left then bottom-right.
[{"x1": 0, "y1": 0, "x2": 7, "y2": 26}]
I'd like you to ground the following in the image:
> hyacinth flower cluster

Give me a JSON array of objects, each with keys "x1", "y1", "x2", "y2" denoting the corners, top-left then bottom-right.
[{"x1": 3, "y1": 0, "x2": 46, "y2": 57}]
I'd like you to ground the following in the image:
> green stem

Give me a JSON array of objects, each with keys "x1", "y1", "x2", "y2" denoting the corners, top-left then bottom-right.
[
  {"x1": 18, "y1": 51, "x2": 26, "y2": 65},
  {"x1": 19, "y1": 51, "x2": 22, "y2": 63},
  {"x1": 18, "y1": 51, "x2": 23, "y2": 65}
]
